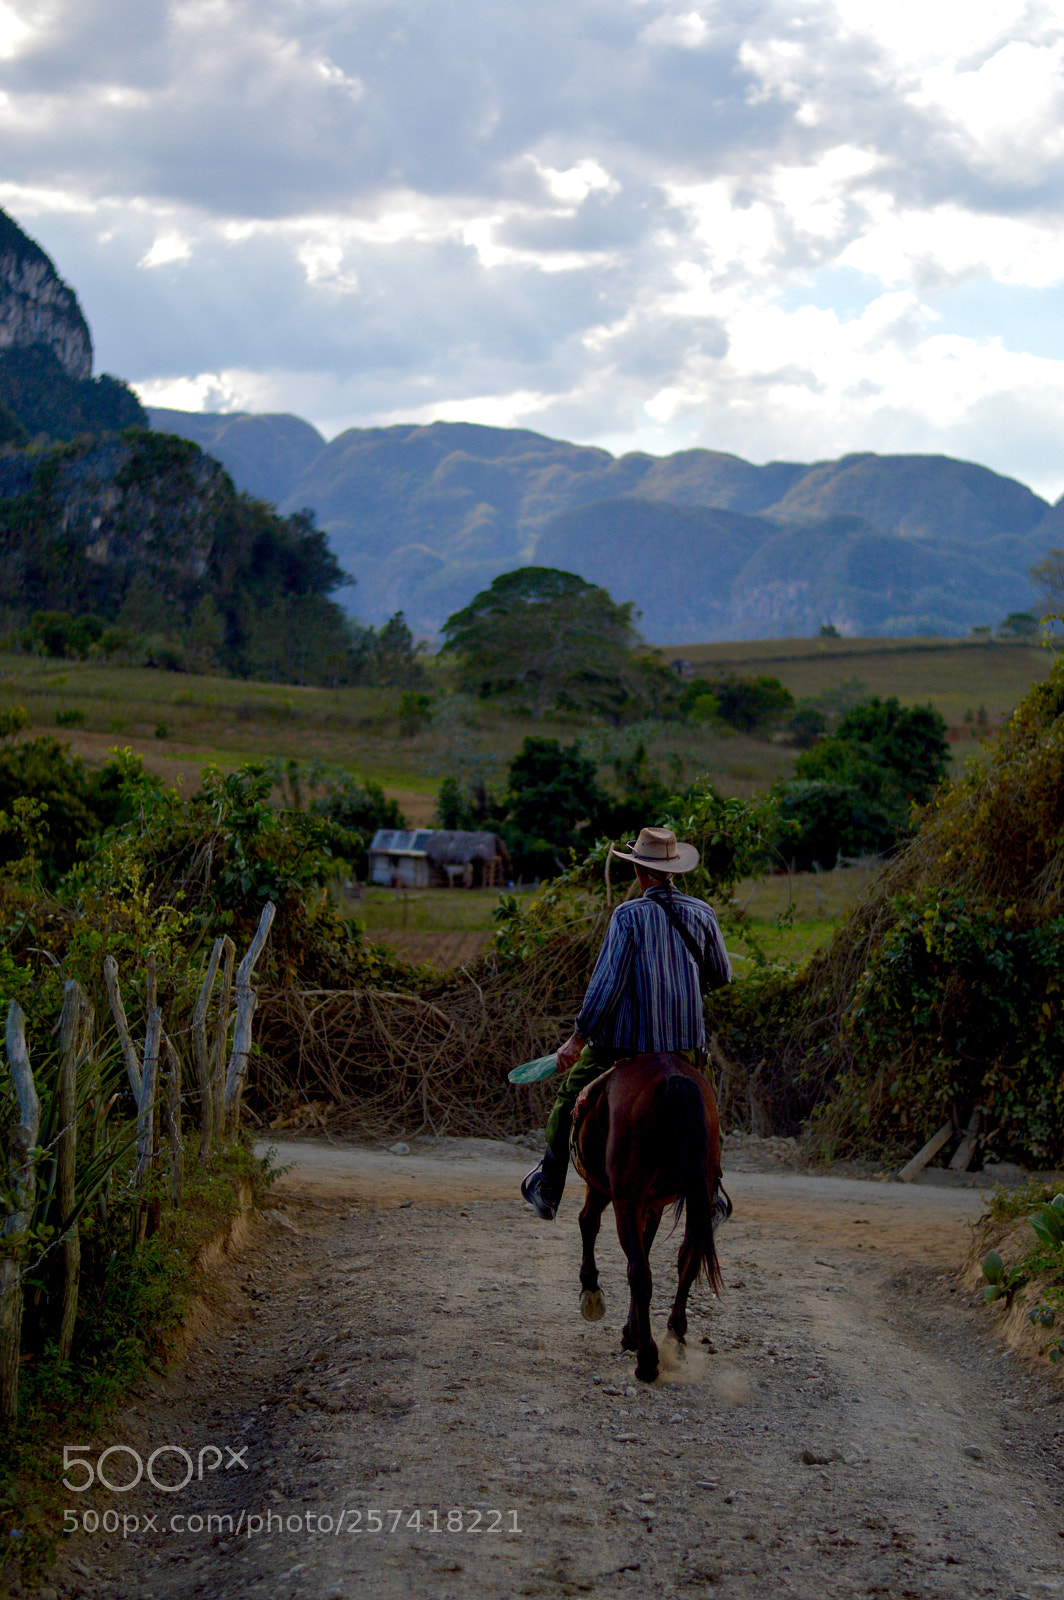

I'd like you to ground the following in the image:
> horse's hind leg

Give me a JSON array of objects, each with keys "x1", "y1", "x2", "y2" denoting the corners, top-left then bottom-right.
[
  {"x1": 616, "y1": 1201, "x2": 658, "y2": 1382},
  {"x1": 578, "y1": 1185, "x2": 609, "y2": 1322},
  {"x1": 667, "y1": 1237, "x2": 699, "y2": 1344}
]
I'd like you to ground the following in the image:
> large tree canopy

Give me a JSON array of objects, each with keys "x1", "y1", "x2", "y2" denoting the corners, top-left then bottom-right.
[{"x1": 440, "y1": 566, "x2": 641, "y2": 718}]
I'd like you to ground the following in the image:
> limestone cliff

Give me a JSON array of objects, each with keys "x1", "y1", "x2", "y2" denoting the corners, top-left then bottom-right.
[{"x1": 0, "y1": 209, "x2": 93, "y2": 379}]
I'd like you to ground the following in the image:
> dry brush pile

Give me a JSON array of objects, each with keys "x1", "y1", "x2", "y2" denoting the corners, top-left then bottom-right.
[{"x1": 253, "y1": 913, "x2": 607, "y2": 1139}]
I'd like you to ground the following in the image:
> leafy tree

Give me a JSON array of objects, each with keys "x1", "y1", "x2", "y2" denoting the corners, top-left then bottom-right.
[
  {"x1": 714, "y1": 673, "x2": 794, "y2": 732},
  {"x1": 787, "y1": 705, "x2": 828, "y2": 748},
  {"x1": 347, "y1": 611, "x2": 428, "y2": 688},
  {"x1": 817, "y1": 696, "x2": 949, "y2": 808},
  {"x1": 780, "y1": 695, "x2": 950, "y2": 867},
  {"x1": 0, "y1": 345, "x2": 145, "y2": 440},
  {"x1": 243, "y1": 592, "x2": 351, "y2": 685},
  {"x1": 0, "y1": 738, "x2": 164, "y2": 883},
  {"x1": 775, "y1": 779, "x2": 896, "y2": 871},
  {"x1": 0, "y1": 433, "x2": 358, "y2": 687},
  {"x1": 504, "y1": 736, "x2": 607, "y2": 874},
  {"x1": 681, "y1": 672, "x2": 794, "y2": 733},
  {"x1": 682, "y1": 687, "x2": 720, "y2": 726},
  {"x1": 398, "y1": 691, "x2": 433, "y2": 736},
  {"x1": 26, "y1": 610, "x2": 106, "y2": 659},
  {"x1": 435, "y1": 776, "x2": 471, "y2": 830},
  {"x1": 433, "y1": 775, "x2": 498, "y2": 832},
  {"x1": 599, "y1": 741, "x2": 674, "y2": 840},
  {"x1": 998, "y1": 611, "x2": 1039, "y2": 639},
  {"x1": 1030, "y1": 549, "x2": 1064, "y2": 608},
  {"x1": 665, "y1": 783, "x2": 782, "y2": 898},
  {"x1": 309, "y1": 772, "x2": 406, "y2": 878},
  {"x1": 441, "y1": 567, "x2": 640, "y2": 719}
]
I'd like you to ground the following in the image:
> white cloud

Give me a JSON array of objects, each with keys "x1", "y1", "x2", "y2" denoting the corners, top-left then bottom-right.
[
  {"x1": 840, "y1": 201, "x2": 1064, "y2": 291},
  {"x1": 535, "y1": 158, "x2": 619, "y2": 206},
  {"x1": 911, "y1": 39, "x2": 1064, "y2": 184},
  {"x1": 639, "y1": 9, "x2": 711, "y2": 49},
  {"x1": 138, "y1": 231, "x2": 192, "y2": 269},
  {"x1": 830, "y1": 0, "x2": 1026, "y2": 64},
  {"x1": 3, "y1": 0, "x2": 1064, "y2": 502},
  {"x1": 296, "y1": 239, "x2": 359, "y2": 292},
  {"x1": 134, "y1": 372, "x2": 245, "y2": 412},
  {"x1": 0, "y1": 1, "x2": 33, "y2": 58}
]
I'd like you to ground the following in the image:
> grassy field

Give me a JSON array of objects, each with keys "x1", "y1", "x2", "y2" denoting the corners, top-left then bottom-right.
[
  {"x1": 724, "y1": 862, "x2": 877, "y2": 968},
  {"x1": 0, "y1": 634, "x2": 1052, "y2": 827},
  {"x1": 0, "y1": 652, "x2": 800, "y2": 811},
  {"x1": 355, "y1": 886, "x2": 504, "y2": 933},
  {"x1": 670, "y1": 635, "x2": 1052, "y2": 729},
  {"x1": 349, "y1": 863, "x2": 873, "y2": 976}
]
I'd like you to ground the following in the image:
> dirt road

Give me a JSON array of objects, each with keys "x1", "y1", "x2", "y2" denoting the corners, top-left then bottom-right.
[{"x1": 47, "y1": 1137, "x2": 1064, "y2": 1600}]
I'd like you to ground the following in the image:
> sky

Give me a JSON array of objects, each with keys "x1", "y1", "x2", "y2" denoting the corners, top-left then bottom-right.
[{"x1": 3, "y1": 0, "x2": 1064, "y2": 499}]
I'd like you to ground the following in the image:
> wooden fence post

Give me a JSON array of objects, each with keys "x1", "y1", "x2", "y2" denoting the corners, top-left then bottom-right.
[
  {"x1": 192, "y1": 938, "x2": 223, "y2": 1165},
  {"x1": 133, "y1": 1005, "x2": 162, "y2": 1245},
  {"x1": 1, "y1": 1003, "x2": 40, "y2": 1425},
  {"x1": 164, "y1": 1037, "x2": 184, "y2": 1208},
  {"x1": 57, "y1": 980, "x2": 91, "y2": 1363},
  {"x1": 103, "y1": 955, "x2": 142, "y2": 1101},
  {"x1": 211, "y1": 937, "x2": 236, "y2": 1147},
  {"x1": 224, "y1": 903, "x2": 276, "y2": 1133},
  {"x1": 135, "y1": 1007, "x2": 162, "y2": 1187}
]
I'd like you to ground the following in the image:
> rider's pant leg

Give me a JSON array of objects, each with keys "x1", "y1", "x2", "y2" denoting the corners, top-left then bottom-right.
[{"x1": 544, "y1": 1044, "x2": 616, "y2": 1159}]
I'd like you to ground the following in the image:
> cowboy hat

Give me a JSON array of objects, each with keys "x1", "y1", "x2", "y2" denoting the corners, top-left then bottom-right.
[{"x1": 610, "y1": 826, "x2": 699, "y2": 875}]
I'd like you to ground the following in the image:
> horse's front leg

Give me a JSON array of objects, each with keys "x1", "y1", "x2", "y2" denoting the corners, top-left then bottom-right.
[
  {"x1": 619, "y1": 1207, "x2": 653, "y2": 1353},
  {"x1": 578, "y1": 1185, "x2": 609, "y2": 1322},
  {"x1": 616, "y1": 1200, "x2": 658, "y2": 1381}
]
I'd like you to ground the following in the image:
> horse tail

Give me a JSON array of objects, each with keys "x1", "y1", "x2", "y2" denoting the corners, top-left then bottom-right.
[{"x1": 663, "y1": 1075, "x2": 724, "y2": 1297}]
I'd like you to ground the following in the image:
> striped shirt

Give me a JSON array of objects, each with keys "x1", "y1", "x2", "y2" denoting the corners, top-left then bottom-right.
[{"x1": 574, "y1": 885, "x2": 731, "y2": 1052}]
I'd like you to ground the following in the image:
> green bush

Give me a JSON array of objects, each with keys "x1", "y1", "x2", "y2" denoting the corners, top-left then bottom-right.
[
  {"x1": 715, "y1": 655, "x2": 1064, "y2": 1162},
  {"x1": 776, "y1": 695, "x2": 951, "y2": 869},
  {"x1": 682, "y1": 672, "x2": 793, "y2": 732}
]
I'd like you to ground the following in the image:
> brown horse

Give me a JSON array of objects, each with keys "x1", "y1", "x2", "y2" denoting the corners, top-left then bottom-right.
[{"x1": 571, "y1": 1051, "x2": 724, "y2": 1383}]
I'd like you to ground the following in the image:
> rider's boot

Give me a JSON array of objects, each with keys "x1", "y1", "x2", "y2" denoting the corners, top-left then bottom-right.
[{"x1": 521, "y1": 1146, "x2": 567, "y2": 1220}]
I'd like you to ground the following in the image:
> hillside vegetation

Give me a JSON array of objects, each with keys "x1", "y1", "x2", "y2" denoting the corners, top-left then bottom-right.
[
  {"x1": 0, "y1": 430, "x2": 356, "y2": 683},
  {"x1": 708, "y1": 652, "x2": 1064, "y2": 1165}
]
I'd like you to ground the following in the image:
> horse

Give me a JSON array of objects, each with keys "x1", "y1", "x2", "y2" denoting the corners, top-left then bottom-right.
[{"x1": 571, "y1": 1051, "x2": 725, "y2": 1383}]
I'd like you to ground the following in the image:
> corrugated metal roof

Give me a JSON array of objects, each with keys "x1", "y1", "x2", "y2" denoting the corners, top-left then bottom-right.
[{"x1": 368, "y1": 828, "x2": 509, "y2": 865}]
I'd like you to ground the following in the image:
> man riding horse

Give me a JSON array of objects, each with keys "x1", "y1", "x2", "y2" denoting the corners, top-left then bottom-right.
[{"x1": 521, "y1": 825, "x2": 734, "y2": 1223}]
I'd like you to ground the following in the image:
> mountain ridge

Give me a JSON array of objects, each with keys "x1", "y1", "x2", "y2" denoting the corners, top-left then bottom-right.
[{"x1": 148, "y1": 409, "x2": 1055, "y2": 642}]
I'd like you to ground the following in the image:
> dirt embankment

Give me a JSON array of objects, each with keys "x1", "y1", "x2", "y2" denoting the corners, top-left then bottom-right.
[{"x1": 35, "y1": 1137, "x2": 1064, "y2": 1600}]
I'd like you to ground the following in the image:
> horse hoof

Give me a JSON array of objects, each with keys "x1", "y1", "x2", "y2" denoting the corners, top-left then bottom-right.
[
  {"x1": 636, "y1": 1359, "x2": 659, "y2": 1383},
  {"x1": 580, "y1": 1288, "x2": 606, "y2": 1322}
]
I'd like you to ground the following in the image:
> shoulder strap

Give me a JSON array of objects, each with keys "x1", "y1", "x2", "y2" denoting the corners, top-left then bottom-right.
[{"x1": 656, "y1": 895, "x2": 730, "y2": 991}]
